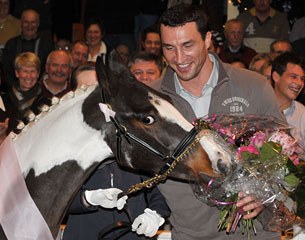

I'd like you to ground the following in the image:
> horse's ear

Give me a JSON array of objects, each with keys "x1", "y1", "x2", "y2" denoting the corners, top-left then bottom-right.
[
  {"x1": 107, "y1": 49, "x2": 137, "y2": 82},
  {"x1": 95, "y1": 50, "x2": 138, "y2": 102},
  {"x1": 95, "y1": 55, "x2": 111, "y2": 103}
]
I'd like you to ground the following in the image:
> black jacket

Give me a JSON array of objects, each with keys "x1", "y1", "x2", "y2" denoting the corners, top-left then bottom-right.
[
  {"x1": 2, "y1": 32, "x2": 53, "y2": 90},
  {"x1": 63, "y1": 159, "x2": 170, "y2": 240}
]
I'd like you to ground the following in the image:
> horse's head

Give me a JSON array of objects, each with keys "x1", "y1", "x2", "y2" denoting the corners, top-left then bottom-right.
[{"x1": 83, "y1": 51, "x2": 233, "y2": 182}]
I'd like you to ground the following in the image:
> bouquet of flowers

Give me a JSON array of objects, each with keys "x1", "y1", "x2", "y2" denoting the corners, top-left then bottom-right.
[{"x1": 192, "y1": 115, "x2": 305, "y2": 238}]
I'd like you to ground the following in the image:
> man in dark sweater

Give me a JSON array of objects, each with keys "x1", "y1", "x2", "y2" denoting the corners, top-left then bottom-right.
[
  {"x1": 218, "y1": 18, "x2": 257, "y2": 68},
  {"x1": 2, "y1": 9, "x2": 53, "y2": 90}
]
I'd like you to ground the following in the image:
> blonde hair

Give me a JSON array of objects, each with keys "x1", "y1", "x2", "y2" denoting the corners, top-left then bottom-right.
[{"x1": 14, "y1": 52, "x2": 41, "y2": 73}]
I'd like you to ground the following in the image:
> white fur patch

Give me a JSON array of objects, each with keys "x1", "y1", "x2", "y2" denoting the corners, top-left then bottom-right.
[
  {"x1": 148, "y1": 92, "x2": 193, "y2": 131},
  {"x1": 14, "y1": 87, "x2": 113, "y2": 177},
  {"x1": 199, "y1": 132, "x2": 232, "y2": 172}
]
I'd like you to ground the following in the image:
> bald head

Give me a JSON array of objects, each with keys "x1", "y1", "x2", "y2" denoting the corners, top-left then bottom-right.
[
  {"x1": 46, "y1": 50, "x2": 72, "y2": 85},
  {"x1": 21, "y1": 9, "x2": 40, "y2": 40}
]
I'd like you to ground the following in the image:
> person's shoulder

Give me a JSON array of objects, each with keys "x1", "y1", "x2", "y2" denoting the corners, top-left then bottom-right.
[
  {"x1": 223, "y1": 62, "x2": 265, "y2": 83},
  {"x1": 237, "y1": 8, "x2": 255, "y2": 18},
  {"x1": 7, "y1": 14, "x2": 20, "y2": 24},
  {"x1": 3, "y1": 35, "x2": 20, "y2": 50},
  {"x1": 272, "y1": 8, "x2": 288, "y2": 18},
  {"x1": 294, "y1": 100, "x2": 305, "y2": 112},
  {"x1": 293, "y1": 16, "x2": 305, "y2": 27},
  {"x1": 242, "y1": 45, "x2": 257, "y2": 54}
]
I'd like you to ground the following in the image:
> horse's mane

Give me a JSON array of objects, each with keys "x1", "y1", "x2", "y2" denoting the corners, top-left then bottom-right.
[{"x1": 10, "y1": 85, "x2": 97, "y2": 141}]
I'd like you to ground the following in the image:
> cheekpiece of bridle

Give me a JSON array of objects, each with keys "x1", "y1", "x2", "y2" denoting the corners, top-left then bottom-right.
[{"x1": 95, "y1": 56, "x2": 209, "y2": 196}]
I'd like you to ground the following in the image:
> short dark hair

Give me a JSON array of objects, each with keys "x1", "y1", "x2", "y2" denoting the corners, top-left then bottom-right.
[
  {"x1": 158, "y1": 3, "x2": 210, "y2": 39},
  {"x1": 128, "y1": 51, "x2": 163, "y2": 73},
  {"x1": 71, "y1": 40, "x2": 88, "y2": 51},
  {"x1": 84, "y1": 18, "x2": 105, "y2": 36},
  {"x1": 272, "y1": 52, "x2": 305, "y2": 76},
  {"x1": 271, "y1": 52, "x2": 305, "y2": 86},
  {"x1": 270, "y1": 40, "x2": 292, "y2": 53},
  {"x1": 70, "y1": 61, "x2": 96, "y2": 90},
  {"x1": 142, "y1": 25, "x2": 160, "y2": 43}
]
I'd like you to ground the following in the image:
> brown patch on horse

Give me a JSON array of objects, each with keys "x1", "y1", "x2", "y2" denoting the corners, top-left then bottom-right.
[{"x1": 186, "y1": 144, "x2": 220, "y2": 178}]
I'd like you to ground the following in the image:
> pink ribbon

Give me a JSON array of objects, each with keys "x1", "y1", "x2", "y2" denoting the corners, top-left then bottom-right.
[{"x1": 0, "y1": 137, "x2": 54, "y2": 240}]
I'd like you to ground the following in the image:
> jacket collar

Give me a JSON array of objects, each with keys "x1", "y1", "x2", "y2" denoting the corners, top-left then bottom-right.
[{"x1": 250, "y1": 7, "x2": 277, "y2": 18}]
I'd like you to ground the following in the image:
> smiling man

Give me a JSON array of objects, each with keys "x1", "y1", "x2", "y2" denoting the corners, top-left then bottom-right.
[
  {"x1": 272, "y1": 52, "x2": 305, "y2": 147},
  {"x1": 156, "y1": 3, "x2": 285, "y2": 240},
  {"x1": 42, "y1": 49, "x2": 72, "y2": 98},
  {"x1": 128, "y1": 51, "x2": 163, "y2": 89},
  {"x1": 2, "y1": 8, "x2": 53, "y2": 89}
]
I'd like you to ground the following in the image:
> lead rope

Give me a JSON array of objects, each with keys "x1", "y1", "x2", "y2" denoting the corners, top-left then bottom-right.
[
  {"x1": 124, "y1": 136, "x2": 201, "y2": 195},
  {"x1": 98, "y1": 124, "x2": 203, "y2": 240},
  {"x1": 121, "y1": 118, "x2": 208, "y2": 195}
]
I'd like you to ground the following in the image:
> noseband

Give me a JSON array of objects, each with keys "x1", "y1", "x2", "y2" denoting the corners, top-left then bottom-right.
[{"x1": 110, "y1": 115, "x2": 203, "y2": 194}]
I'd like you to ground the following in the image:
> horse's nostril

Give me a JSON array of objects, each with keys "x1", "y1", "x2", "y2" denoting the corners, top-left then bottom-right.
[{"x1": 217, "y1": 159, "x2": 227, "y2": 175}]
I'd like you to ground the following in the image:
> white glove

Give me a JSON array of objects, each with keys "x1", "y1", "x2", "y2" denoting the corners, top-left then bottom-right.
[
  {"x1": 84, "y1": 188, "x2": 128, "y2": 210},
  {"x1": 131, "y1": 208, "x2": 165, "y2": 237}
]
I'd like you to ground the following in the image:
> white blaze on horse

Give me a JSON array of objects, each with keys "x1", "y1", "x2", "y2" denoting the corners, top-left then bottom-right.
[{"x1": 0, "y1": 52, "x2": 233, "y2": 239}]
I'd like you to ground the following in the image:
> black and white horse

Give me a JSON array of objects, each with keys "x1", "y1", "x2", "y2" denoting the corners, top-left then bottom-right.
[{"x1": 0, "y1": 54, "x2": 233, "y2": 239}]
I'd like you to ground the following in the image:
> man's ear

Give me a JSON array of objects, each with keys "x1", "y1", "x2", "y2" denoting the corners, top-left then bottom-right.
[
  {"x1": 205, "y1": 31, "x2": 212, "y2": 50},
  {"x1": 15, "y1": 70, "x2": 19, "y2": 78},
  {"x1": 272, "y1": 71, "x2": 280, "y2": 83}
]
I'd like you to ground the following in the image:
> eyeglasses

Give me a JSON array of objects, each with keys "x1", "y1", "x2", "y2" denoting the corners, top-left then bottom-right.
[{"x1": 55, "y1": 46, "x2": 70, "y2": 51}]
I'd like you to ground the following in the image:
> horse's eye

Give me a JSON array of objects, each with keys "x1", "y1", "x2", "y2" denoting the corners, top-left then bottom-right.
[{"x1": 142, "y1": 116, "x2": 155, "y2": 125}]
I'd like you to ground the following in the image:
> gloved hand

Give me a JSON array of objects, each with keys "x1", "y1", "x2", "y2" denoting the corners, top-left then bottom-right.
[
  {"x1": 131, "y1": 208, "x2": 165, "y2": 237},
  {"x1": 84, "y1": 188, "x2": 128, "y2": 210}
]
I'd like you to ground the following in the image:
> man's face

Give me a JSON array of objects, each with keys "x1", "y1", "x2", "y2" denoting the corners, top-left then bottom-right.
[
  {"x1": 273, "y1": 63, "x2": 305, "y2": 102},
  {"x1": 21, "y1": 11, "x2": 39, "y2": 39},
  {"x1": 116, "y1": 44, "x2": 130, "y2": 65},
  {"x1": 271, "y1": 42, "x2": 292, "y2": 57},
  {"x1": 76, "y1": 70, "x2": 97, "y2": 88},
  {"x1": 46, "y1": 51, "x2": 71, "y2": 85},
  {"x1": 253, "y1": 0, "x2": 271, "y2": 13},
  {"x1": 161, "y1": 22, "x2": 210, "y2": 82},
  {"x1": 0, "y1": 0, "x2": 9, "y2": 18},
  {"x1": 15, "y1": 65, "x2": 39, "y2": 91},
  {"x1": 225, "y1": 22, "x2": 244, "y2": 49},
  {"x1": 143, "y1": 32, "x2": 161, "y2": 56},
  {"x1": 130, "y1": 60, "x2": 161, "y2": 87},
  {"x1": 70, "y1": 43, "x2": 89, "y2": 68}
]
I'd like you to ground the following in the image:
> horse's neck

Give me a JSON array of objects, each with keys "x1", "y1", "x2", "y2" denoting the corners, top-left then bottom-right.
[
  {"x1": 10, "y1": 86, "x2": 114, "y2": 237},
  {"x1": 13, "y1": 86, "x2": 113, "y2": 177}
]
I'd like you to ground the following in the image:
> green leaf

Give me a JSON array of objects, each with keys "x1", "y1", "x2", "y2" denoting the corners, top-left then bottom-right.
[
  {"x1": 284, "y1": 173, "x2": 300, "y2": 188},
  {"x1": 286, "y1": 158, "x2": 298, "y2": 173},
  {"x1": 241, "y1": 151, "x2": 258, "y2": 161},
  {"x1": 259, "y1": 142, "x2": 282, "y2": 162}
]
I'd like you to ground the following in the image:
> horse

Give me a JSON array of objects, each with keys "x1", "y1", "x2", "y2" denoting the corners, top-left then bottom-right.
[{"x1": 0, "y1": 52, "x2": 233, "y2": 239}]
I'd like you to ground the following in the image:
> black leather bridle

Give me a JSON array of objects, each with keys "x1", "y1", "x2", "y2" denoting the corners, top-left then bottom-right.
[{"x1": 96, "y1": 56, "x2": 203, "y2": 194}]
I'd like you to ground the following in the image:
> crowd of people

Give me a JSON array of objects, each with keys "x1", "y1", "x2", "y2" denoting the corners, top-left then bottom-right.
[{"x1": 0, "y1": 0, "x2": 305, "y2": 239}]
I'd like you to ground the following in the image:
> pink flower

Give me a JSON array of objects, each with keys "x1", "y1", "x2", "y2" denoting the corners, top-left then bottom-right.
[
  {"x1": 250, "y1": 131, "x2": 266, "y2": 148},
  {"x1": 289, "y1": 154, "x2": 300, "y2": 166},
  {"x1": 237, "y1": 145, "x2": 259, "y2": 159},
  {"x1": 268, "y1": 131, "x2": 298, "y2": 156}
]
